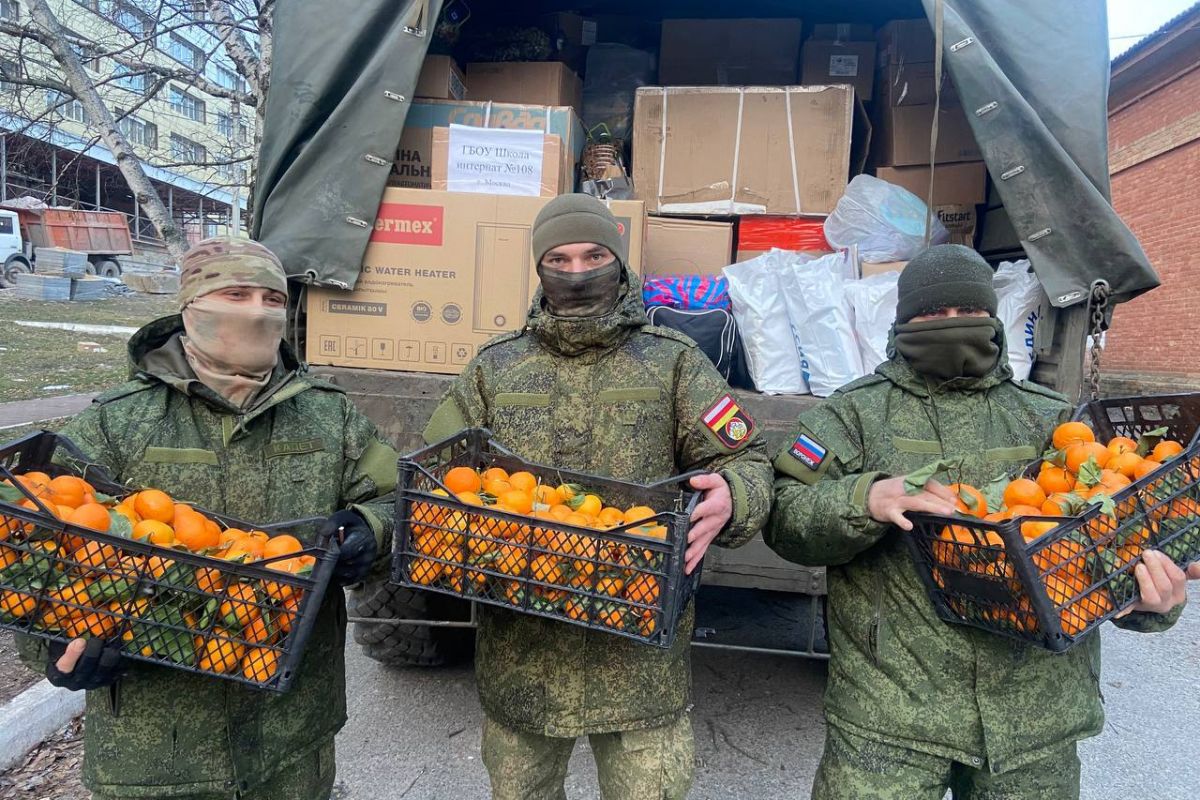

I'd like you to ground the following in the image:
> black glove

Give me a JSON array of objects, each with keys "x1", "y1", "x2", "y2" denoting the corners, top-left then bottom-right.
[
  {"x1": 322, "y1": 509, "x2": 378, "y2": 586},
  {"x1": 46, "y1": 638, "x2": 125, "y2": 691}
]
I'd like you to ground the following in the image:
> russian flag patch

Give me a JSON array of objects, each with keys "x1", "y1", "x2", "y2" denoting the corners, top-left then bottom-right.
[
  {"x1": 701, "y1": 393, "x2": 755, "y2": 449},
  {"x1": 790, "y1": 433, "x2": 827, "y2": 469}
]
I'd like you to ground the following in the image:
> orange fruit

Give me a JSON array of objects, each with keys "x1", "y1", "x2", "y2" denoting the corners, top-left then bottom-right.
[
  {"x1": 1107, "y1": 451, "x2": 1143, "y2": 480},
  {"x1": 72, "y1": 540, "x2": 118, "y2": 568},
  {"x1": 263, "y1": 534, "x2": 303, "y2": 560},
  {"x1": 457, "y1": 491, "x2": 485, "y2": 507},
  {"x1": 549, "y1": 504, "x2": 573, "y2": 522},
  {"x1": 1151, "y1": 440, "x2": 1184, "y2": 462},
  {"x1": 66, "y1": 502, "x2": 111, "y2": 532},
  {"x1": 199, "y1": 633, "x2": 245, "y2": 674},
  {"x1": 1065, "y1": 442, "x2": 1111, "y2": 473},
  {"x1": 219, "y1": 583, "x2": 259, "y2": 628},
  {"x1": 220, "y1": 527, "x2": 249, "y2": 548},
  {"x1": 483, "y1": 478, "x2": 512, "y2": 496},
  {"x1": 1006, "y1": 504, "x2": 1043, "y2": 519},
  {"x1": 174, "y1": 508, "x2": 220, "y2": 551},
  {"x1": 1132, "y1": 459, "x2": 1163, "y2": 481},
  {"x1": 228, "y1": 530, "x2": 268, "y2": 560},
  {"x1": 18, "y1": 471, "x2": 51, "y2": 493},
  {"x1": 481, "y1": 467, "x2": 510, "y2": 484},
  {"x1": 1021, "y1": 520, "x2": 1057, "y2": 541},
  {"x1": 1036, "y1": 466, "x2": 1076, "y2": 495},
  {"x1": 575, "y1": 494, "x2": 603, "y2": 518},
  {"x1": 242, "y1": 647, "x2": 280, "y2": 683},
  {"x1": 598, "y1": 507, "x2": 625, "y2": 528},
  {"x1": 1042, "y1": 493, "x2": 1084, "y2": 516},
  {"x1": 47, "y1": 475, "x2": 93, "y2": 508},
  {"x1": 1003, "y1": 478, "x2": 1047, "y2": 511},
  {"x1": 623, "y1": 506, "x2": 656, "y2": 526},
  {"x1": 1053, "y1": 421, "x2": 1095, "y2": 450},
  {"x1": 508, "y1": 471, "x2": 537, "y2": 493},
  {"x1": 444, "y1": 467, "x2": 482, "y2": 495},
  {"x1": 532, "y1": 485, "x2": 563, "y2": 507},
  {"x1": 1107, "y1": 437, "x2": 1138, "y2": 456},
  {"x1": 563, "y1": 512, "x2": 592, "y2": 528},
  {"x1": 133, "y1": 519, "x2": 175, "y2": 545},
  {"x1": 498, "y1": 490, "x2": 533, "y2": 515},
  {"x1": 949, "y1": 484, "x2": 988, "y2": 518},
  {"x1": 983, "y1": 511, "x2": 1012, "y2": 522},
  {"x1": 134, "y1": 489, "x2": 175, "y2": 524}
]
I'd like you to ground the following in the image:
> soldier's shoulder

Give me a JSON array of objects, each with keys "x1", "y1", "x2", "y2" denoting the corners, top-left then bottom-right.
[
  {"x1": 476, "y1": 329, "x2": 529, "y2": 356},
  {"x1": 299, "y1": 373, "x2": 348, "y2": 397},
  {"x1": 638, "y1": 324, "x2": 698, "y2": 350},
  {"x1": 91, "y1": 379, "x2": 160, "y2": 408},
  {"x1": 829, "y1": 373, "x2": 890, "y2": 400},
  {"x1": 1009, "y1": 379, "x2": 1071, "y2": 407}
]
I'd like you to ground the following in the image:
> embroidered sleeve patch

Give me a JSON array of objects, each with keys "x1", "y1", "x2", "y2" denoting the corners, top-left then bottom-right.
[
  {"x1": 789, "y1": 433, "x2": 828, "y2": 469},
  {"x1": 702, "y1": 394, "x2": 755, "y2": 449}
]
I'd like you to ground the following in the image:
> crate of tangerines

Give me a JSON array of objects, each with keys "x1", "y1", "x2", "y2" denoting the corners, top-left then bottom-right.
[
  {"x1": 906, "y1": 393, "x2": 1200, "y2": 651},
  {"x1": 393, "y1": 429, "x2": 701, "y2": 647},
  {"x1": 0, "y1": 431, "x2": 338, "y2": 691}
]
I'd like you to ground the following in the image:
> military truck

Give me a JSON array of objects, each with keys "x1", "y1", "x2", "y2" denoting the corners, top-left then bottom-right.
[
  {"x1": 251, "y1": 0, "x2": 1159, "y2": 666},
  {"x1": 0, "y1": 205, "x2": 134, "y2": 287}
]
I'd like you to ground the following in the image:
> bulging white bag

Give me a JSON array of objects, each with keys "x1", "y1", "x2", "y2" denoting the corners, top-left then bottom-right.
[
  {"x1": 845, "y1": 271, "x2": 900, "y2": 373},
  {"x1": 779, "y1": 251, "x2": 866, "y2": 397},
  {"x1": 824, "y1": 174, "x2": 949, "y2": 262},
  {"x1": 994, "y1": 259, "x2": 1044, "y2": 382},
  {"x1": 724, "y1": 251, "x2": 809, "y2": 394}
]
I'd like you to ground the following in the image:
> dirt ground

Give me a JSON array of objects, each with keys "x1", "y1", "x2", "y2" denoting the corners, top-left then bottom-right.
[
  {"x1": 0, "y1": 719, "x2": 87, "y2": 800},
  {"x1": 0, "y1": 290, "x2": 175, "y2": 404},
  {"x1": 0, "y1": 631, "x2": 38, "y2": 706}
]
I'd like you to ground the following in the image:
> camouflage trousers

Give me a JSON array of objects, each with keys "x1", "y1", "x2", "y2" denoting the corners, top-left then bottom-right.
[
  {"x1": 812, "y1": 724, "x2": 1080, "y2": 800},
  {"x1": 91, "y1": 738, "x2": 335, "y2": 800},
  {"x1": 480, "y1": 713, "x2": 694, "y2": 800}
]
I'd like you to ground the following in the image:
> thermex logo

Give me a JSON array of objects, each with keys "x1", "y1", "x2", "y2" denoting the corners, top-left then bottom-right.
[{"x1": 370, "y1": 203, "x2": 444, "y2": 246}]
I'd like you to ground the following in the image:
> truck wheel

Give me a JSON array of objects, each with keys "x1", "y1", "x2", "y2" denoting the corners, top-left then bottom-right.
[
  {"x1": 84, "y1": 262, "x2": 97, "y2": 276},
  {"x1": 96, "y1": 259, "x2": 121, "y2": 278},
  {"x1": 348, "y1": 579, "x2": 474, "y2": 667},
  {"x1": 2, "y1": 257, "x2": 31, "y2": 288}
]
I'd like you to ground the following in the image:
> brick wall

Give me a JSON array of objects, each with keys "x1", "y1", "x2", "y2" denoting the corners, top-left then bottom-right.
[{"x1": 1102, "y1": 62, "x2": 1200, "y2": 381}]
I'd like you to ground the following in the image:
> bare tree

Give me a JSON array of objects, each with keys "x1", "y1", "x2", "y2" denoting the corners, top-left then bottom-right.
[{"x1": 0, "y1": 0, "x2": 273, "y2": 255}]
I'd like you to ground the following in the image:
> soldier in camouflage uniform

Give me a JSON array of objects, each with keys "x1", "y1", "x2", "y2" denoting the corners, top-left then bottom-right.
[
  {"x1": 422, "y1": 195, "x2": 773, "y2": 800},
  {"x1": 766, "y1": 244, "x2": 1191, "y2": 799},
  {"x1": 21, "y1": 237, "x2": 398, "y2": 800}
]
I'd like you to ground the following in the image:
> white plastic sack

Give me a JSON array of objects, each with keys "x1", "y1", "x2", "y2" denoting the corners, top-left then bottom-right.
[
  {"x1": 845, "y1": 271, "x2": 900, "y2": 373},
  {"x1": 779, "y1": 251, "x2": 866, "y2": 397},
  {"x1": 824, "y1": 174, "x2": 949, "y2": 262},
  {"x1": 994, "y1": 259, "x2": 1044, "y2": 382},
  {"x1": 724, "y1": 251, "x2": 809, "y2": 394}
]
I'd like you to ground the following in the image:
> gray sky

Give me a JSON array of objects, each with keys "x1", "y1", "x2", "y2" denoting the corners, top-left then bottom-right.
[{"x1": 1108, "y1": 0, "x2": 1196, "y2": 56}]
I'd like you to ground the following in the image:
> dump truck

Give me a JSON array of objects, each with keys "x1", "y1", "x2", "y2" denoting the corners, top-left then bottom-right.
[
  {"x1": 0, "y1": 204, "x2": 134, "y2": 287},
  {"x1": 250, "y1": 0, "x2": 1160, "y2": 666}
]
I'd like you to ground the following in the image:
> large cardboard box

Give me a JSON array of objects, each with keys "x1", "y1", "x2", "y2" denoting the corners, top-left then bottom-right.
[
  {"x1": 659, "y1": 18, "x2": 803, "y2": 85},
  {"x1": 643, "y1": 217, "x2": 734, "y2": 276},
  {"x1": 801, "y1": 39, "x2": 876, "y2": 100},
  {"x1": 876, "y1": 61, "x2": 958, "y2": 107},
  {"x1": 465, "y1": 62, "x2": 583, "y2": 114},
  {"x1": 874, "y1": 162, "x2": 987, "y2": 206},
  {"x1": 632, "y1": 85, "x2": 864, "y2": 216},
  {"x1": 390, "y1": 100, "x2": 584, "y2": 191},
  {"x1": 415, "y1": 55, "x2": 465, "y2": 100},
  {"x1": 877, "y1": 19, "x2": 935, "y2": 66},
  {"x1": 305, "y1": 189, "x2": 645, "y2": 375},
  {"x1": 872, "y1": 103, "x2": 981, "y2": 166},
  {"x1": 431, "y1": 128, "x2": 564, "y2": 196}
]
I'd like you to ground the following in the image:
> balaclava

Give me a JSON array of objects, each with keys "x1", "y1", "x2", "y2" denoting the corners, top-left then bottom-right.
[
  {"x1": 893, "y1": 244, "x2": 1003, "y2": 382},
  {"x1": 531, "y1": 194, "x2": 627, "y2": 318},
  {"x1": 176, "y1": 236, "x2": 289, "y2": 409}
]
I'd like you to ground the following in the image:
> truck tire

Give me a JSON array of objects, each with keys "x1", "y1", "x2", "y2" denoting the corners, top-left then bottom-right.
[
  {"x1": 348, "y1": 579, "x2": 474, "y2": 667},
  {"x1": 95, "y1": 259, "x2": 121, "y2": 278},
  {"x1": 84, "y1": 262, "x2": 97, "y2": 275},
  {"x1": 2, "y1": 257, "x2": 31, "y2": 288}
]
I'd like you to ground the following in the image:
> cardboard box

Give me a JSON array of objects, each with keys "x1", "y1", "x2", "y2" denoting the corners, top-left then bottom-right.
[
  {"x1": 860, "y1": 260, "x2": 908, "y2": 278},
  {"x1": 812, "y1": 23, "x2": 875, "y2": 41},
  {"x1": 305, "y1": 189, "x2": 645, "y2": 375},
  {"x1": 802, "y1": 39, "x2": 876, "y2": 100},
  {"x1": 431, "y1": 128, "x2": 563, "y2": 196},
  {"x1": 643, "y1": 217, "x2": 734, "y2": 276},
  {"x1": 874, "y1": 162, "x2": 987, "y2": 206},
  {"x1": 659, "y1": 18, "x2": 803, "y2": 85},
  {"x1": 876, "y1": 61, "x2": 958, "y2": 107},
  {"x1": 390, "y1": 100, "x2": 584, "y2": 191},
  {"x1": 937, "y1": 204, "x2": 977, "y2": 247},
  {"x1": 872, "y1": 103, "x2": 981, "y2": 167},
  {"x1": 592, "y1": 14, "x2": 660, "y2": 48},
  {"x1": 877, "y1": 18, "x2": 935, "y2": 66},
  {"x1": 538, "y1": 11, "x2": 596, "y2": 47},
  {"x1": 465, "y1": 62, "x2": 583, "y2": 114},
  {"x1": 632, "y1": 85, "x2": 864, "y2": 216},
  {"x1": 415, "y1": 55, "x2": 465, "y2": 100}
]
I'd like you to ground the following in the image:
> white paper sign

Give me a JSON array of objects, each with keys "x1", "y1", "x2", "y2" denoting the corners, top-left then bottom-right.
[
  {"x1": 446, "y1": 124, "x2": 545, "y2": 196},
  {"x1": 829, "y1": 54, "x2": 860, "y2": 77}
]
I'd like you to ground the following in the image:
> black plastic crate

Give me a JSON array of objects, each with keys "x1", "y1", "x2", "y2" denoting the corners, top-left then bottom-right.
[
  {"x1": 0, "y1": 431, "x2": 338, "y2": 692},
  {"x1": 392, "y1": 429, "x2": 701, "y2": 648},
  {"x1": 907, "y1": 394, "x2": 1200, "y2": 651}
]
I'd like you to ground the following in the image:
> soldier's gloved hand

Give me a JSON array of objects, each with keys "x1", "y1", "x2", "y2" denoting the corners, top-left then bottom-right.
[
  {"x1": 46, "y1": 638, "x2": 125, "y2": 691},
  {"x1": 322, "y1": 509, "x2": 377, "y2": 586}
]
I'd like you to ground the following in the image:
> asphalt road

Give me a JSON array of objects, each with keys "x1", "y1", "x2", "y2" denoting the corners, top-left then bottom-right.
[{"x1": 335, "y1": 583, "x2": 1200, "y2": 800}]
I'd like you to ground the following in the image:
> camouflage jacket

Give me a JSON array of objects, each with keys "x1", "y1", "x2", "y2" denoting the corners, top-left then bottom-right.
[
  {"x1": 766, "y1": 344, "x2": 1181, "y2": 774},
  {"x1": 22, "y1": 315, "x2": 397, "y2": 797},
  {"x1": 423, "y1": 268, "x2": 774, "y2": 737}
]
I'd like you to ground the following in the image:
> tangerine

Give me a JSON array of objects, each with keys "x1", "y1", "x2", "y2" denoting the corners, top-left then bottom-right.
[
  {"x1": 1036, "y1": 466, "x2": 1076, "y2": 495},
  {"x1": 481, "y1": 467, "x2": 510, "y2": 484},
  {"x1": 1107, "y1": 436, "x2": 1138, "y2": 456},
  {"x1": 508, "y1": 471, "x2": 537, "y2": 493},
  {"x1": 1003, "y1": 478, "x2": 1047, "y2": 511},
  {"x1": 1108, "y1": 451, "x2": 1144, "y2": 480},
  {"x1": 444, "y1": 467, "x2": 482, "y2": 495},
  {"x1": 66, "y1": 503, "x2": 111, "y2": 532},
  {"x1": 575, "y1": 494, "x2": 603, "y2": 518},
  {"x1": 133, "y1": 519, "x2": 175, "y2": 545},
  {"x1": 1052, "y1": 421, "x2": 1095, "y2": 450},
  {"x1": 1132, "y1": 459, "x2": 1163, "y2": 481},
  {"x1": 1065, "y1": 442, "x2": 1111, "y2": 473},
  {"x1": 623, "y1": 506, "x2": 656, "y2": 526},
  {"x1": 174, "y1": 508, "x2": 220, "y2": 551},
  {"x1": 949, "y1": 484, "x2": 988, "y2": 518},
  {"x1": 47, "y1": 475, "x2": 93, "y2": 508},
  {"x1": 263, "y1": 534, "x2": 303, "y2": 560},
  {"x1": 498, "y1": 490, "x2": 533, "y2": 515},
  {"x1": 134, "y1": 489, "x2": 175, "y2": 524},
  {"x1": 1151, "y1": 440, "x2": 1184, "y2": 462}
]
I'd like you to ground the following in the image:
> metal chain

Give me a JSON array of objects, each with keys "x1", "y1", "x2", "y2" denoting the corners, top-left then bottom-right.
[{"x1": 1087, "y1": 280, "x2": 1110, "y2": 401}]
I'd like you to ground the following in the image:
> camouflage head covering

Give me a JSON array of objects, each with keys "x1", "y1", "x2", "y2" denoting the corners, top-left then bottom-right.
[{"x1": 177, "y1": 236, "x2": 288, "y2": 310}]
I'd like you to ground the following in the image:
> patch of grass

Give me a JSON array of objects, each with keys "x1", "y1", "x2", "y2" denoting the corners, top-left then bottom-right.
[
  {"x1": 0, "y1": 327, "x2": 132, "y2": 403},
  {"x1": 0, "y1": 420, "x2": 66, "y2": 442},
  {"x1": 0, "y1": 290, "x2": 175, "y2": 327}
]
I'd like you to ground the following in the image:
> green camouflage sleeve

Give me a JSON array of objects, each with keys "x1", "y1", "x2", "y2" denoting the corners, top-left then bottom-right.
[
  {"x1": 673, "y1": 348, "x2": 773, "y2": 548},
  {"x1": 57, "y1": 401, "x2": 125, "y2": 477},
  {"x1": 765, "y1": 398, "x2": 890, "y2": 567},
  {"x1": 423, "y1": 361, "x2": 489, "y2": 444},
  {"x1": 1112, "y1": 602, "x2": 1184, "y2": 633},
  {"x1": 338, "y1": 396, "x2": 399, "y2": 556}
]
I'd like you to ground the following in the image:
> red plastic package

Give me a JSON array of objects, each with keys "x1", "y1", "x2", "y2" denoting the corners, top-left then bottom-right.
[{"x1": 736, "y1": 217, "x2": 830, "y2": 253}]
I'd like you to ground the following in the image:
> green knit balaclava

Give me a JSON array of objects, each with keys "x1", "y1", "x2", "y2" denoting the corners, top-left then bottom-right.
[
  {"x1": 532, "y1": 194, "x2": 627, "y2": 318},
  {"x1": 894, "y1": 244, "x2": 1002, "y2": 382}
]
